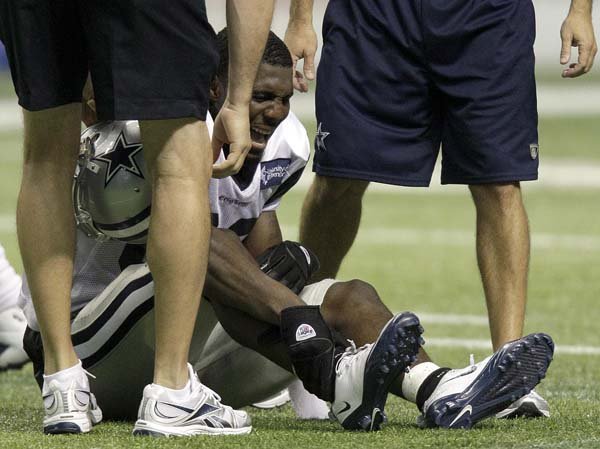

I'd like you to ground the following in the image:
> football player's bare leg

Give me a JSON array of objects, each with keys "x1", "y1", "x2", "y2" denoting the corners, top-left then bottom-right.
[
  {"x1": 210, "y1": 278, "x2": 432, "y2": 400},
  {"x1": 140, "y1": 118, "x2": 212, "y2": 389},
  {"x1": 17, "y1": 105, "x2": 81, "y2": 374},
  {"x1": 320, "y1": 280, "x2": 431, "y2": 397},
  {"x1": 299, "y1": 176, "x2": 369, "y2": 281},
  {"x1": 469, "y1": 182, "x2": 529, "y2": 350}
]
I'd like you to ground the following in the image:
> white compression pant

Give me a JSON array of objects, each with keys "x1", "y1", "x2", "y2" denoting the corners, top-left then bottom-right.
[{"x1": 68, "y1": 263, "x2": 338, "y2": 419}]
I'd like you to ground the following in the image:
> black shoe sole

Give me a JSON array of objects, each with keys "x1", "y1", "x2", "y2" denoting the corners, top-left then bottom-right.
[
  {"x1": 425, "y1": 333, "x2": 554, "y2": 429},
  {"x1": 342, "y1": 312, "x2": 424, "y2": 431}
]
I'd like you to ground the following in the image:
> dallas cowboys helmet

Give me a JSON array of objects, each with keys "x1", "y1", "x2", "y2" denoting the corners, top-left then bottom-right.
[{"x1": 73, "y1": 120, "x2": 151, "y2": 244}]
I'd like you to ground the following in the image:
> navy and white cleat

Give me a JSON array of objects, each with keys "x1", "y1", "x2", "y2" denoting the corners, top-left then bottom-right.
[
  {"x1": 330, "y1": 312, "x2": 423, "y2": 431},
  {"x1": 495, "y1": 390, "x2": 550, "y2": 419},
  {"x1": 420, "y1": 333, "x2": 554, "y2": 429},
  {"x1": 133, "y1": 364, "x2": 251, "y2": 436}
]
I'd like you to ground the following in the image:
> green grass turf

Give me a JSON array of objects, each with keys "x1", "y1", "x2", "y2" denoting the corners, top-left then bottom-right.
[{"x1": 1, "y1": 116, "x2": 600, "y2": 448}]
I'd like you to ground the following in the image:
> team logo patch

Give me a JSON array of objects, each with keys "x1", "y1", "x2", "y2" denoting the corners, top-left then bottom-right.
[
  {"x1": 315, "y1": 122, "x2": 330, "y2": 152},
  {"x1": 530, "y1": 143, "x2": 539, "y2": 160},
  {"x1": 296, "y1": 324, "x2": 316, "y2": 342},
  {"x1": 94, "y1": 132, "x2": 144, "y2": 187},
  {"x1": 261, "y1": 158, "x2": 291, "y2": 189}
]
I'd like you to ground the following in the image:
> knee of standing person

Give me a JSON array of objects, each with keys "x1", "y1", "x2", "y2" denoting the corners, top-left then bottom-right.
[
  {"x1": 469, "y1": 182, "x2": 523, "y2": 212},
  {"x1": 312, "y1": 175, "x2": 369, "y2": 203}
]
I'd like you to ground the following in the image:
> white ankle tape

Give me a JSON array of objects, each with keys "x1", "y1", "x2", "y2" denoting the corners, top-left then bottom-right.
[{"x1": 401, "y1": 362, "x2": 441, "y2": 404}]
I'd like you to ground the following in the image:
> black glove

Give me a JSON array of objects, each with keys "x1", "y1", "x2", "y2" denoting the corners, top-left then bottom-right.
[{"x1": 256, "y1": 241, "x2": 320, "y2": 294}]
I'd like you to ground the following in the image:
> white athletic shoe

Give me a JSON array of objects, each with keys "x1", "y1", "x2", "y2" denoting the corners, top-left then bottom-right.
[
  {"x1": 330, "y1": 312, "x2": 423, "y2": 431},
  {"x1": 252, "y1": 389, "x2": 291, "y2": 409},
  {"x1": 420, "y1": 333, "x2": 554, "y2": 429},
  {"x1": 42, "y1": 361, "x2": 103, "y2": 434},
  {"x1": 133, "y1": 364, "x2": 252, "y2": 436},
  {"x1": 495, "y1": 390, "x2": 550, "y2": 419},
  {"x1": 0, "y1": 306, "x2": 29, "y2": 371}
]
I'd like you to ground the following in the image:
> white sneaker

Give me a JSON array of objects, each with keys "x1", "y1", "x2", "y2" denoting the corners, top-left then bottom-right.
[
  {"x1": 420, "y1": 333, "x2": 554, "y2": 429},
  {"x1": 495, "y1": 390, "x2": 550, "y2": 419},
  {"x1": 42, "y1": 361, "x2": 103, "y2": 434},
  {"x1": 330, "y1": 312, "x2": 423, "y2": 431},
  {"x1": 133, "y1": 364, "x2": 252, "y2": 436},
  {"x1": 252, "y1": 389, "x2": 291, "y2": 409},
  {"x1": 0, "y1": 306, "x2": 29, "y2": 371}
]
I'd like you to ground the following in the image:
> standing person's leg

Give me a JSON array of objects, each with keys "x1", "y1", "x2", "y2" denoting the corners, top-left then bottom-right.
[
  {"x1": 300, "y1": 0, "x2": 438, "y2": 280},
  {"x1": 470, "y1": 183, "x2": 530, "y2": 350},
  {"x1": 299, "y1": 176, "x2": 368, "y2": 281},
  {"x1": 0, "y1": 0, "x2": 100, "y2": 434},
  {"x1": 140, "y1": 119, "x2": 212, "y2": 388},
  {"x1": 18, "y1": 106, "x2": 81, "y2": 374}
]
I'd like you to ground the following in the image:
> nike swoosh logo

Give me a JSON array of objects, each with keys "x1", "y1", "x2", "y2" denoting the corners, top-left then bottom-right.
[{"x1": 449, "y1": 404, "x2": 473, "y2": 427}]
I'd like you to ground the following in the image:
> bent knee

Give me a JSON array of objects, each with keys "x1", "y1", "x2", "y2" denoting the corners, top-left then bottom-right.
[
  {"x1": 469, "y1": 183, "x2": 523, "y2": 210},
  {"x1": 324, "y1": 279, "x2": 379, "y2": 311}
]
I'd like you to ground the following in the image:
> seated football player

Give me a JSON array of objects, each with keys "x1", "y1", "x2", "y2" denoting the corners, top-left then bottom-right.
[{"x1": 19, "y1": 30, "x2": 553, "y2": 436}]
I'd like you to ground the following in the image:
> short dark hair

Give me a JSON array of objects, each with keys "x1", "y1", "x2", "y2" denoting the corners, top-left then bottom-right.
[{"x1": 215, "y1": 29, "x2": 293, "y2": 82}]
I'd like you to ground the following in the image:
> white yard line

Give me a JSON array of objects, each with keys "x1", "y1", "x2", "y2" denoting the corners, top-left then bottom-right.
[
  {"x1": 280, "y1": 225, "x2": 600, "y2": 252},
  {"x1": 424, "y1": 337, "x2": 600, "y2": 356}
]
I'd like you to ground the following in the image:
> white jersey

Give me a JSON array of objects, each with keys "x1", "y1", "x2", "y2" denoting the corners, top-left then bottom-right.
[{"x1": 19, "y1": 112, "x2": 310, "y2": 330}]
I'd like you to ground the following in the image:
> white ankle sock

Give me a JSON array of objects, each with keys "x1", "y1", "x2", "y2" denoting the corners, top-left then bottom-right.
[
  {"x1": 43, "y1": 360, "x2": 84, "y2": 386},
  {"x1": 289, "y1": 379, "x2": 329, "y2": 420},
  {"x1": 401, "y1": 362, "x2": 441, "y2": 403}
]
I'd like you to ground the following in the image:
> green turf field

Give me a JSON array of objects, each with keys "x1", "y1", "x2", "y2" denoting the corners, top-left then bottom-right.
[{"x1": 1, "y1": 113, "x2": 600, "y2": 448}]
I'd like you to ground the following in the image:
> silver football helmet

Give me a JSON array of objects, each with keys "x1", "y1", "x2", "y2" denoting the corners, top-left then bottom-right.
[{"x1": 73, "y1": 121, "x2": 151, "y2": 244}]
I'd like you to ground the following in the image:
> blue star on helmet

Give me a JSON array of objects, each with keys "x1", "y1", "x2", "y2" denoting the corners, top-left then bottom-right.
[
  {"x1": 315, "y1": 122, "x2": 330, "y2": 152},
  {"x1": 95, "y1": 132, "x2": 144, "y2": 187}
]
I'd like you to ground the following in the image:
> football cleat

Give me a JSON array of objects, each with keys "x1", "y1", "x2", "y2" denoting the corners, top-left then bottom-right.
[
  {"x1": 495, "y1": 390, "x2": 550, "y2": 419},
  {"x1": 0, "y1": 306, "x2": 29, "y2": 371},
  {"x1": 330, "y1": 312, "x2": 423, "y2": 431},
  {"x1": 133, "y1": 364, "x2": 252, "y2": 436},
  {"x1": 42, "y1": 361, "x2": 103, "y2": 434},
  {"x1": 420, "y1": 333, "x2": 554, "y2": 429}
]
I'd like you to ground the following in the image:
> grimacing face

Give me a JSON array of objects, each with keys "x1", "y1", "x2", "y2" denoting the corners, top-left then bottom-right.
[{"x1": 246, "y1": 62, "x2": 293, "y2": 161}]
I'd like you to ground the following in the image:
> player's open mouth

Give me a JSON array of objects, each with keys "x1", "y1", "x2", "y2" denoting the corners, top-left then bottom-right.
[{"x1": 251, "y1": 126, "x2": 273, "y2": 147}]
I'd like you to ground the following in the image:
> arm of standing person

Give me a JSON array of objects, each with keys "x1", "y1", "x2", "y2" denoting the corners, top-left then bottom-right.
[
  {"x1": 285, "y1": 0, "x2": 317, "y2": 92},
  {"x1": 561, "y1": 0, "x2": 597, "y2": 77},
  {"x1": 212, "y1": 0, "x2": 275, "y2": 178}
]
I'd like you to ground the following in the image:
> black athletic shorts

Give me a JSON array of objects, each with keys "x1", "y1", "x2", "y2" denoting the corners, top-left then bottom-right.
[
  {"x1": 314, "y1": 0, "x2": 538, "y2": 186},
  {"x1": 0, "y1": 0, "x2": 218, "y2": 120}
]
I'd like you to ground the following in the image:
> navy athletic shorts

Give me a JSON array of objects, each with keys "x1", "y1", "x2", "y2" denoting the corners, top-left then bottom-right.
[
  {"x1": 313, "y1": 0, "x2": 538, "y2": 186},
  {"x1": 0, "y1": 0, "x2": 218, "y2": 120}
]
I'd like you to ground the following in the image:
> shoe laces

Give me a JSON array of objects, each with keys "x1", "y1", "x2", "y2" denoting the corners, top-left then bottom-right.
[
  {"x1": 439, "y1": 354, "x2": 478, "y2": 384},
  {"x1": 335, "y1": 340, "x2": 371, "y2": 376}
]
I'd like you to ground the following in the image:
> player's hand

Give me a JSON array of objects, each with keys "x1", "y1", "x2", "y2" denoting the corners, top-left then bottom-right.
[
  {"x1": 256, "y1": 241, "x2": 320, "y2": 294},
  {"x1": 285, "y1": 22, "x2": 317, "y2": 92},
  {"x1": 560, "y1": 9, "x2": 597, "y2": 78},
  {"x1": 212, "y1": 101, "x2": 261, "y2": 178}
]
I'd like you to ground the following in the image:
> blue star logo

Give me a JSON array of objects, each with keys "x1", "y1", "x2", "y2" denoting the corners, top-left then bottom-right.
[
  {"x1": 94, "y1": 132, "x2": 144, "y2": 187},
  {"x1": 315, "y1": 122, "x2": 330, "y2": 152}
]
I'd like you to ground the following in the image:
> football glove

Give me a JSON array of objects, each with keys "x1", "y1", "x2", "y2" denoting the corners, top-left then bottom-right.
[{"x1": 256, "y1": 241, "x2": 320, "y2": 294}]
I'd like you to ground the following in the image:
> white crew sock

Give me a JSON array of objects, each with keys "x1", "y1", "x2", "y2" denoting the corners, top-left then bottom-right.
[
  {"x1": 288, "y1": 379, "x2": 330, "y2": 420},
  {"x1": 401, "y1": 362, "x2": 442, "y2": 403},
  {"x1": 43, "y1": 360, "x2": 86, "y2": 387},
  {"x1": 0, "y1": 244, "x2": 21, "y2": 313}
]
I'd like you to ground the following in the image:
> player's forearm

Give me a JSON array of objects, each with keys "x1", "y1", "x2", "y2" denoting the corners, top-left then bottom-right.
[
  {"x1": 204, "y1": 228, "x2": 302, "y2": 324},
  {"x1": 570, "y1": 0, "x2": 593, "y2": 14},
  {"x1": 289, "y1": 0, "x2": 314, "y2": 26},
  {"x1": 225, "y1": 0, "x2": 275, "y2": 106}
]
